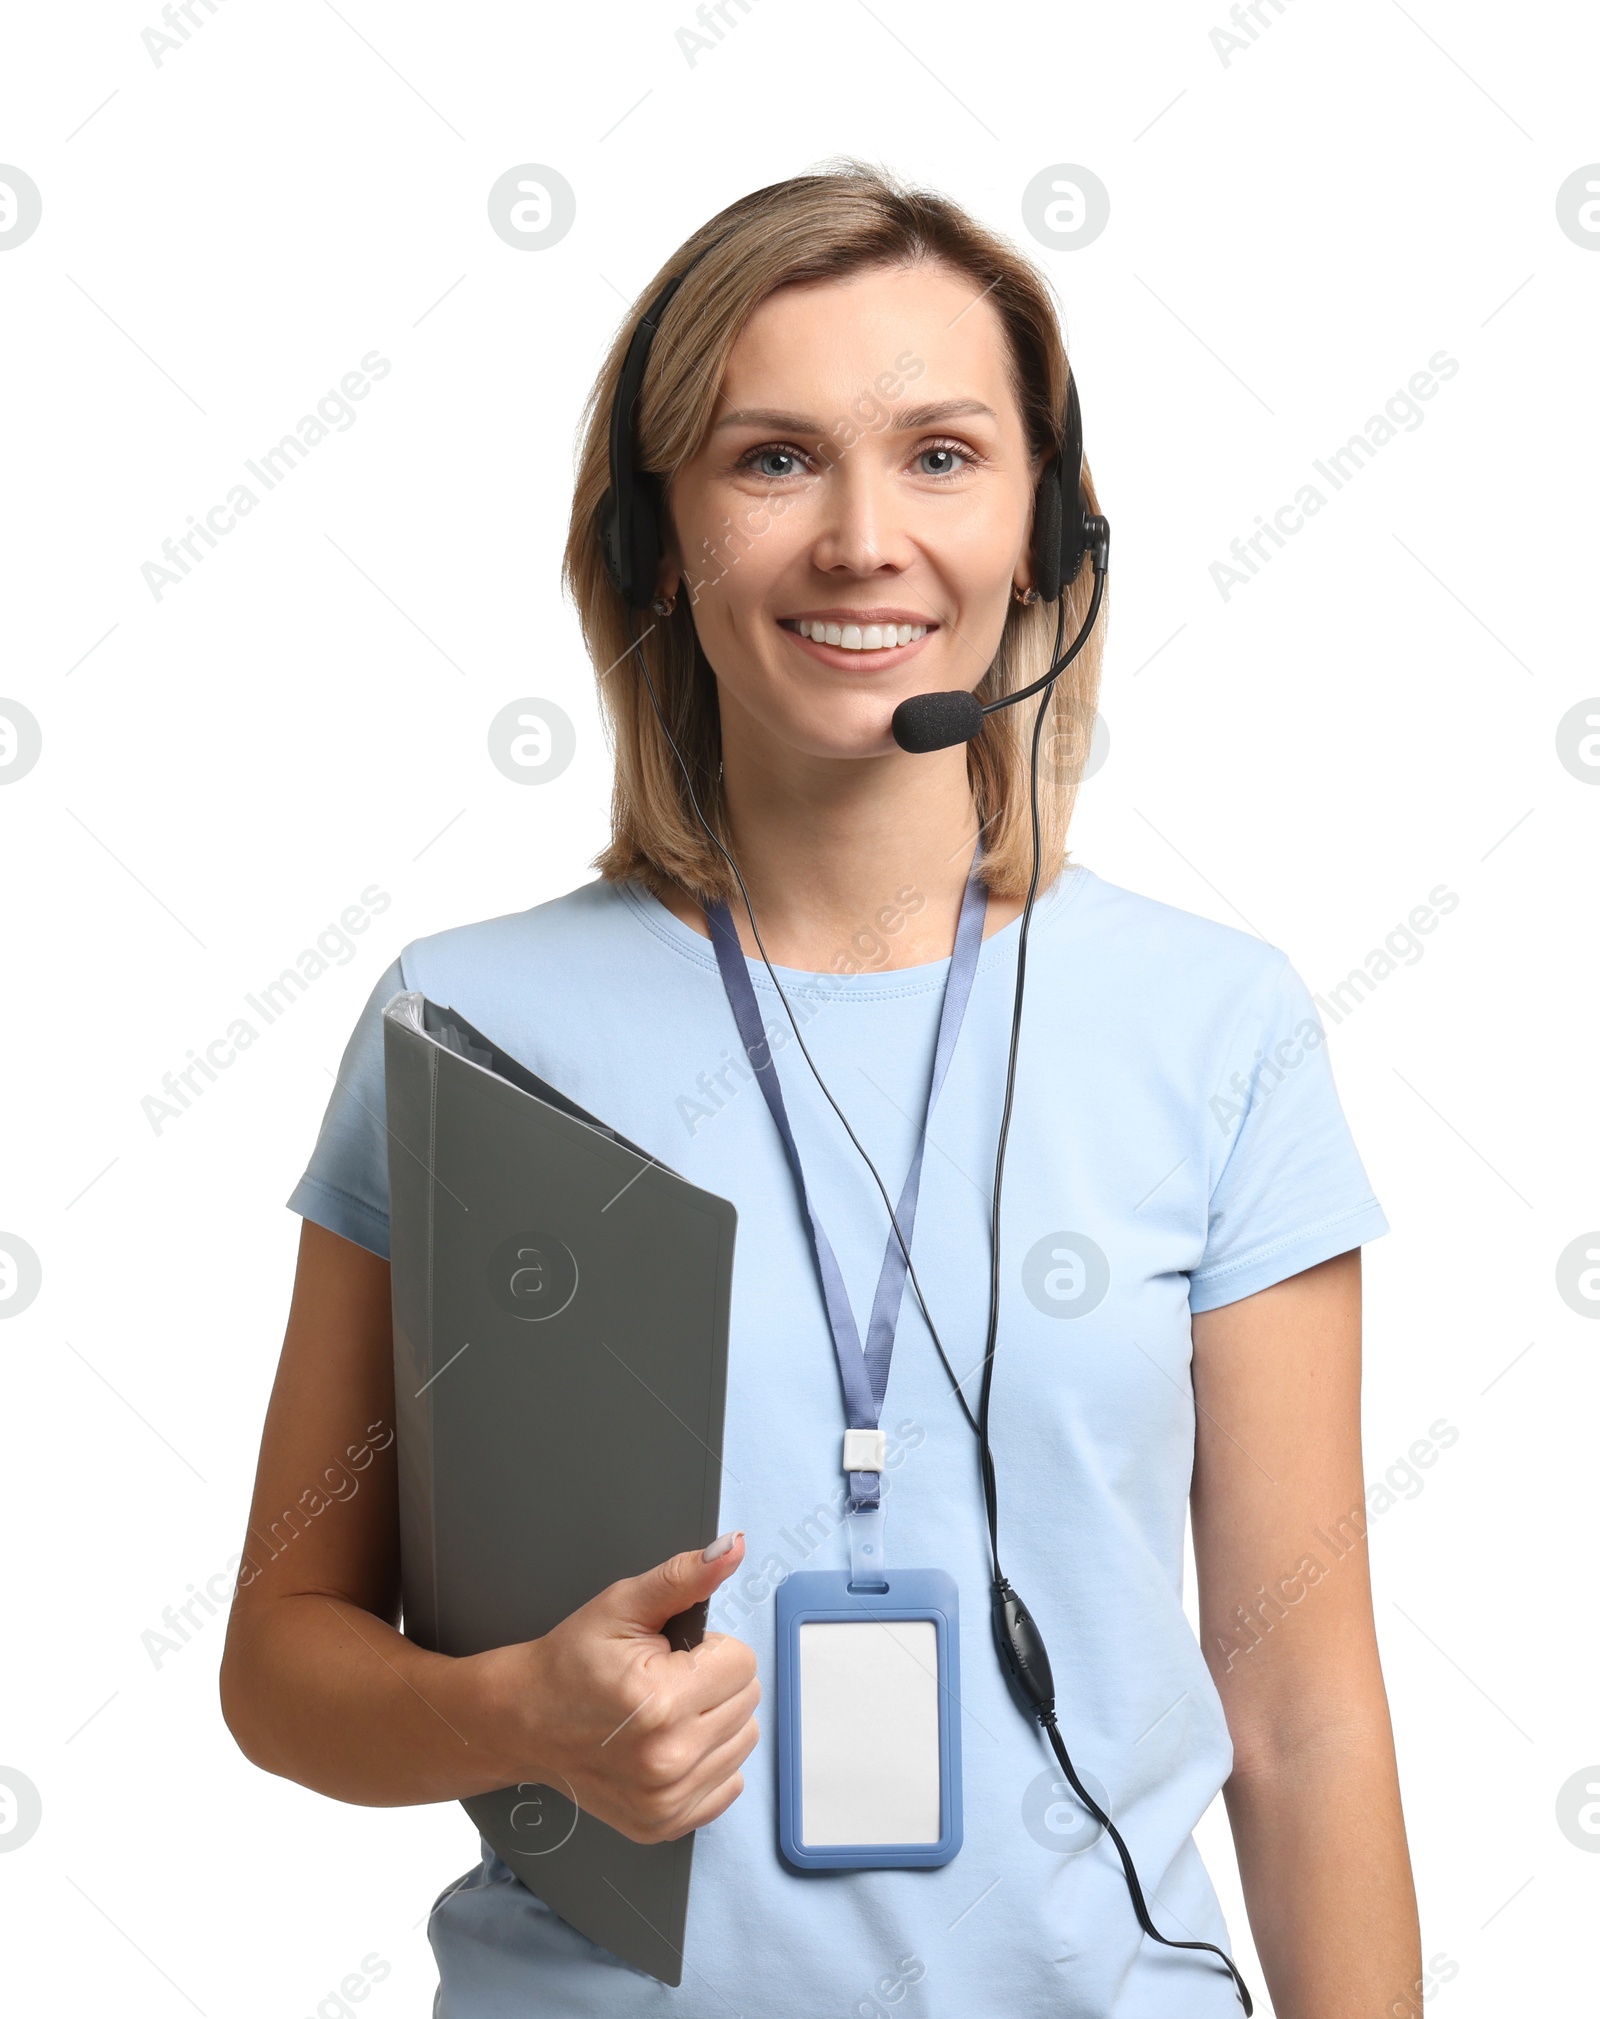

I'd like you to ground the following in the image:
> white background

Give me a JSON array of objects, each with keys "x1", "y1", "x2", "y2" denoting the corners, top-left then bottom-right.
[{"x1": 2, "y1": 2, "x2": 1597, "y2": 2013}]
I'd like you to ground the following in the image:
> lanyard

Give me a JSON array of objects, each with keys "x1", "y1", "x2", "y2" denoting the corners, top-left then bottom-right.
[{"x1": 705, "y1": 854, "x2": 988, "y2": 1520}]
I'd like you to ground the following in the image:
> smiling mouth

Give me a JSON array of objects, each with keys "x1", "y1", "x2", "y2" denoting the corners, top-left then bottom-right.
[{"x1": 779, "y1": 617, "x2": 931, "y2": 652}]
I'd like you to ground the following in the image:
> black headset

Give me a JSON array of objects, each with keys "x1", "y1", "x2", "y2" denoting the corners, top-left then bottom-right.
[
  {"x1": 600, "y1": 268, "x2": 688, "y2": 614},
  {"x1": 596, "y1": 258, "x2": 1252, "y2": 2015}
]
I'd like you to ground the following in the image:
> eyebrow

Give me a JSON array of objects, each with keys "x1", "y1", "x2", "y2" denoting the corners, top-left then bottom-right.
[{"x1": 712, "y1": 397, "x2": 998, "y2": 433}]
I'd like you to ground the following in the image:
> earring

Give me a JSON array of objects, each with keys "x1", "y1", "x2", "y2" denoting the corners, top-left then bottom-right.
[
  {"x1": 1012, "y1": 583, "x2": 1039, "y2": 606},
  {"x1": 651, "y1": 591, "x2": 677, "y2": 617}
]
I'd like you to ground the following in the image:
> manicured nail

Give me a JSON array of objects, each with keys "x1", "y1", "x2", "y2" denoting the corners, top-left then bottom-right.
[{"x1": 702, "y1": 1530, "x2": 741, "y2": 1563}]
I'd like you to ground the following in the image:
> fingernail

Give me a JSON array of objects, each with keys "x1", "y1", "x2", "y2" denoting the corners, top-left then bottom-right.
[{"x1": 701, "y1": 1530, "x2": 741, "y2": 1563}]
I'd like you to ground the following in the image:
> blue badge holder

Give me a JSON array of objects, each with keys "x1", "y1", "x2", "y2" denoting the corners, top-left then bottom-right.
[{"x1": 775, "y1": 1567, "x2": 963, "y2": 1871}]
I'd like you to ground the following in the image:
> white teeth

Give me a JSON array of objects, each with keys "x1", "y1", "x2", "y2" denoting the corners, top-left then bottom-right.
[
  {"x1": 795, "y1": 621, "x2": 928, "y2": 650},
  {"x1": 795, "y1": 617, "x2": 925, "y2": 650}
]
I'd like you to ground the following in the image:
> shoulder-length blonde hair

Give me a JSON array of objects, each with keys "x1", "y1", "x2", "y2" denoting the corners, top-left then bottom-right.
[{"x1": 562, "y1": 160, "x2": 1108, "y2": 907}]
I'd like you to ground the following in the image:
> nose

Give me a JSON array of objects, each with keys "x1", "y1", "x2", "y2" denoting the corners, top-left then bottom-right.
[{"x1": 807, "y1": 444, "x2": 916, "y2": 579}]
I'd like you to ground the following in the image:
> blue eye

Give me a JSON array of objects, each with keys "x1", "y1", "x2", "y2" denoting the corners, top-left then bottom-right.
[
  {"x1": 916, "y1": 444, "x2": 968, "y2": 477},
  {"x1": 746, "y1": 446, "x2": 805, "y2": 479}
]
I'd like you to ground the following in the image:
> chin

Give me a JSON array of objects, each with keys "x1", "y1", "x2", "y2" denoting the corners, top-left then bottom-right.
[
  {"x1": 722, "y1": 663, "x2": 932, "y2": 762},
  {"x1": 769, "y1": 702, "x2": 907, "y2": 762}
]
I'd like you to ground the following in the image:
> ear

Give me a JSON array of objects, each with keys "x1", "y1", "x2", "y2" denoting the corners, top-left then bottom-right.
[
  {"x1": 1013, "y1": 514, "x2": 1037, "y2": 601},
  {"x1": 1013, "y1": 449, "x2": 1049, "y2": 601}
]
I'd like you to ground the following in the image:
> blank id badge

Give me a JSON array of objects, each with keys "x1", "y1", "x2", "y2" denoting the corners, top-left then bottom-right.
[{"x1": 775, "y1": 1569, "x2": 963, "y2": 1870}]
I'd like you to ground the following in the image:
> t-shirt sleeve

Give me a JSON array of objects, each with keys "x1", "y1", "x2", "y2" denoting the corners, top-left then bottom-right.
[
  {"x1": 1189, "y1": 952, "x2": 1389, "y2": 1313},
  {"x1": 284, "y1": 954, "x2": 406, "y2": 1260}
]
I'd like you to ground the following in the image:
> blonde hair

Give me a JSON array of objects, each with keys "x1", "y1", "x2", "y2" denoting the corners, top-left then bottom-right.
[{"x1": 562, "y1": 160, "x2": 1108, "y2": 906}]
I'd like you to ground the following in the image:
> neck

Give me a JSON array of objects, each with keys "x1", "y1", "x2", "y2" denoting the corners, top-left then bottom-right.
[{"x1": 659, "y1": 697, "x2": 1023, "y2": 971}]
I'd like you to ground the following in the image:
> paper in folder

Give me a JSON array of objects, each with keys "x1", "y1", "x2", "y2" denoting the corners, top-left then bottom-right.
[{"x1": 381, "y1": 991, "x2": 736, "y2": 1985}]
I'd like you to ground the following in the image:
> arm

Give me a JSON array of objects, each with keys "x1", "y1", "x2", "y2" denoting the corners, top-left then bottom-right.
[
  {"x1": 1190, "y1": 1249, "x2": 1423, "y2": 2019},
  {"x1": 219, "y1": 1218, "x2": 760, "y2": 1839}
]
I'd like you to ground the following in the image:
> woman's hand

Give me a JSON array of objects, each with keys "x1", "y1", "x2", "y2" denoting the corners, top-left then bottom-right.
[{"x1": 475, "y1": 1534, "x2": 760, "y2": 1844}]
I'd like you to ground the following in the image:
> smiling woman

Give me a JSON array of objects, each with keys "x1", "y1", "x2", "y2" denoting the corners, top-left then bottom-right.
[
  {"x1": 564, "y1": 172, "x2": 1107, "y2": 920},
  {"x1": 224, "y1": 159, "x2": 1421, "y2": 2019}
]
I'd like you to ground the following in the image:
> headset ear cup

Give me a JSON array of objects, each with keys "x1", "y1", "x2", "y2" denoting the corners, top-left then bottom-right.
[
  {"x1": 626, "y1": 472, "x2": 662, "y2": 611},
  {"x1": 1054, "y1": 374, "x2": 1088, "y2": 596},
  {"x1": 1031, "y1": 376, "x2": 1089, "y2": 604},
  {"x1": 602, "y1": 468, "x2": 665, "y2": 611},
  {"x1": 601, "y1": 457, "x2": 665, "y2": 610},
  {"x1": 602, "y1": 272, "x2": 687, "y2": 610}
]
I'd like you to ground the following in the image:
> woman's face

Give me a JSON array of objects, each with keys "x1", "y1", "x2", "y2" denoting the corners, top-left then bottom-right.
[{"x1": 663, "y1": 262, "x2": 1039, "y2": 763}]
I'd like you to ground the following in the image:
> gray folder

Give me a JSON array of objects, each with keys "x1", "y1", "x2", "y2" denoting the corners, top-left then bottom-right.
[{"x1": 381, "y1": 990, "x2": 735, "y2": 1985}]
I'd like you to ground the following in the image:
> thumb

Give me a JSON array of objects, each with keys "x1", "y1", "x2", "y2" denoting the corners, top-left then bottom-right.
[{"x1": 605, "y1": 1531, "x2": 746, "y2": 1636}]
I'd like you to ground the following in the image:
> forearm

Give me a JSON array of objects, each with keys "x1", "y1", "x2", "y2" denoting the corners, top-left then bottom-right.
[
  {"x1": 220, "y1": 1595, "x2": 528, "y2": 1807},
  {"x1": 1223, "y1": 1713, "x2": 1421, "y2": 2019}
]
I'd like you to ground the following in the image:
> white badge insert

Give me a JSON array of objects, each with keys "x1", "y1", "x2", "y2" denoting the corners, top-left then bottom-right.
[{"x1": 797, "y1": 1617, "x2": 942, "y2": 1846}]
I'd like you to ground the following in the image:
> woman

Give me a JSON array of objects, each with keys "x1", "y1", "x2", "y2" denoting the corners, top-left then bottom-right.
[{"x1": 221, "y1": 165, "x2": 1423, "y2": 2017}]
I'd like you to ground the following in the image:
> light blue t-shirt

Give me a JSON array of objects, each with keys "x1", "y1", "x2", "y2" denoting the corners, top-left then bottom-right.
[{"x1": 288, "y1": 862, "x2": 1388, "y2": 2018}]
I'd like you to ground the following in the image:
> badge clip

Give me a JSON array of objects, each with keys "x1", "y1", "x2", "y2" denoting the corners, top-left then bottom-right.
[{"x1": 846, "y1": 1502, "x2": 887, "y2": 1592}]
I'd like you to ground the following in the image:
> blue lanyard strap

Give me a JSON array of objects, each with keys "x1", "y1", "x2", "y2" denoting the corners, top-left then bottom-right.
[{"x1": 705, "y1": 854, "x2": 989, "y2": 1511}]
